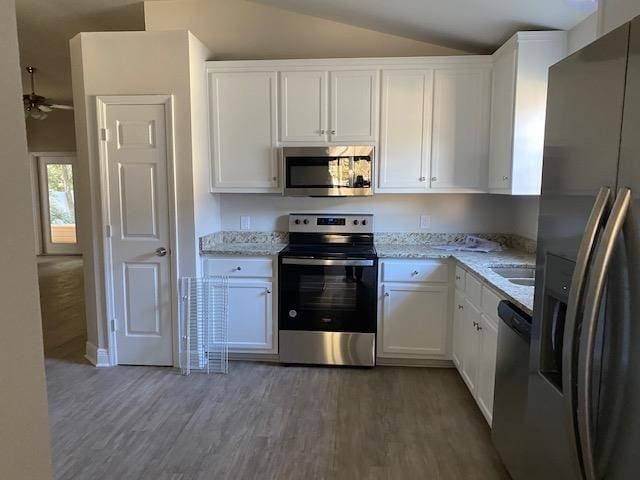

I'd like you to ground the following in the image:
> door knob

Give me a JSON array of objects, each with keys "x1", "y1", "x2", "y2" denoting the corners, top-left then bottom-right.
[{"x1": 155, "y1": 247, "x2": 167, "y2": 257}]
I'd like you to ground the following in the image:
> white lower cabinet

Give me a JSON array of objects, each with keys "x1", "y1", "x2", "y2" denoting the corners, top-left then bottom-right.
[
  {"x1": 378, "y1": 259, "x2": 450, "y2": 360},
  {"x1": 227, "y1": 280, "x2": 274, "y2": 352},
  {"x1": 203, "y1": 256, "x2": 277, "y2": 354},
  {"x1": 453, "y1": 264, "x2": 502, "y2": 426}
]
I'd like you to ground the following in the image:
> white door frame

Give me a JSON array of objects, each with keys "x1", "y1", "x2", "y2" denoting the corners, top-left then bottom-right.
[
  {"x1": 30, "y1": 151, "x2": 80, "y2": 255},
  {"x1": 96, "y1": 95, "x2": 179, "y2": 366}
]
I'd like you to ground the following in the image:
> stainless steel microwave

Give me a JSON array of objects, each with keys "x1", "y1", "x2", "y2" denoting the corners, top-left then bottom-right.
[{"x1": 282, "y1": 146, "x2": 374, "y2": 197}]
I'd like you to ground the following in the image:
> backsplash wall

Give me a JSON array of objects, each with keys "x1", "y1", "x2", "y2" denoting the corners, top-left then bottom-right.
[{"x1": 219, "y1": 194, "x2": 523, "y2": 234}]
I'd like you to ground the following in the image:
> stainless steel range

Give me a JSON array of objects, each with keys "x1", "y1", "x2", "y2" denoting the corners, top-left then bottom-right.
[{"x1": 278, "y1": 213, "x2": 378, "y2": 366}]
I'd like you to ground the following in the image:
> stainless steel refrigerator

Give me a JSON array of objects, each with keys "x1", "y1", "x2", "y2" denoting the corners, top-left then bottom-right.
[{"x1": 522, "y1": 15, "x2": 640, "y2": 480}]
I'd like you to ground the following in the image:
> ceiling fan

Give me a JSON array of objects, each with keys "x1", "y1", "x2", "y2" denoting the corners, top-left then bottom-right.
[{"x1": 23, "y1": 66, "x2": 73, "y2": 120}]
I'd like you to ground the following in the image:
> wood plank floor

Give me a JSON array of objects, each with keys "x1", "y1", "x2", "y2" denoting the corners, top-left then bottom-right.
[{"x1": 41, "y1": 257, "x2": 510, "y2": 480}]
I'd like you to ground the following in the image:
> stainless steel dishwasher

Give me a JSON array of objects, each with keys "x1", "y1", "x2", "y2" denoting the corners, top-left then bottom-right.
[{"x1": 492, "y1": 300, "x2": 532, "y2": 479}]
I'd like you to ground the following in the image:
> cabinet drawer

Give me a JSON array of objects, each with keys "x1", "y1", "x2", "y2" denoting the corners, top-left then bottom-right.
[
  {"x1": 465, "y1": 273, "x2": 483, "y2": 305},
  {"x1": 455, "y1": 265, "x2": 466, "y2": 291},
  {"x1": 481, "y1": 286, "x2": 503, "y2": 325},
  {"x1": 204, "y1": 257, "x2": 273, "y2": 278},
  {"x1": 382, "y1": 260, "x2": 449, "y2": 283}
]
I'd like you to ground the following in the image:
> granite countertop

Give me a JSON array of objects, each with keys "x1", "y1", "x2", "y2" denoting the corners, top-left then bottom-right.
[
  {"x1": 376, "y1": 244, "x2": 535, "y2": 314},
  {"x1": 201, "y1": 242, "x2": 287, "y2": 257}
]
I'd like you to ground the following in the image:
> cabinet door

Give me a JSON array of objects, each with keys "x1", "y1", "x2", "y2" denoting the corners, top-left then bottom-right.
[
  {"x1": 431, "y1": 68, "x2": 491, "y2": 191},
  {"x1": 329, "y1": 70, "x2": 378, "y2": 142},
  {"x1": 452, "y1": 289, "x2": 466, "y2": 370},
  {"x1": 460, "y1": 297, "x2": 481, "y2": 393},
  {"x1": 488, "y1": 48, "x2": 516, "y2": 192},
  {"x1": 476, "y1": 314, "x2": 499, "y2": 425},
  {"x1": 227, "y1": 280, "x2": 274, "y2": 352},
  {"x1": 381, "y1": 283, "x2": 448, "y2": 357},
  {"x1": 209, "y1": 71, "x2": 278, "y2": 192},
  {"x1": 378, "y1": 70, "x2": 433, "y2": 191},
  {"x1": 280, "y1": 71, "x2": 327, "y2": 142}
]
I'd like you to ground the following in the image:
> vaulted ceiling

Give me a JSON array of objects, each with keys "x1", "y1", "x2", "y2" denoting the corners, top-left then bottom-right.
[{"x1": 15, "y1": 0, "x2": 596, "y2": 103}]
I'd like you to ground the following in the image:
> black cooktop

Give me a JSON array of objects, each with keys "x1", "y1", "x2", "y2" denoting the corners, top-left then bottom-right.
[{"x1": 279, "y1": 243, "x2": 377, "y2": 259}]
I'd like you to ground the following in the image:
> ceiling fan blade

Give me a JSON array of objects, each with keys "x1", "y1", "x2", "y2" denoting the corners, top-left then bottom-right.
[{"x1": 49, "y1": 104, "x2": 74, "y2": 110}]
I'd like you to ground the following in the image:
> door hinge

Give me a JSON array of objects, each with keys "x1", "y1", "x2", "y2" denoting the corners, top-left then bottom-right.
[
  {"x1": 100, "y1": 128, "x2": 109, "y2": 141},
  {"x1": 106, "y1": 224, "x2": 112, "y2": 238},
  {"x1": 111, "y1": 319, "x2": 117, "y2": 332}
]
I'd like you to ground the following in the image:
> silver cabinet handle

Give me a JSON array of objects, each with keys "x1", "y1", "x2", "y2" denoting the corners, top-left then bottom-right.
[
  {"x1": 455, "y1": 275, "x2": 461, "y2": 280},
  {"x1": 431, "y1": 176, "x2": 437, "y2": 181},
  {"x1": 578, "y1": 187, "x2": 631, "y2": 480},
  {"x1": 384, "y1": 292, "x2": 390, "y2": 297},
  {"x1": 472, "y1": 321, "x2": 478, "y2": 327},
  {"x1": 155, "y1": 247, "x2": 167, "y2": 257},
  {"x1": 560, "y1": 186, "x2": 610, "y2": 475},
  {"x1": 411, "y1": 270, "x2": 419, "y2": 276},
  {"x1": 320, "y1": 129, "x2": 326, "y2": 134},
  {"x1": 329, "y1": 129, "x2": 336, "y2": 134},
  {"x1": 419, "y1": 176, "x2": 426, "y2": 182},
  {"x1": 476, "y1": 324, "x2": 482, "y2": 331},
  {"x1": 502, "y1": 176, "x2": 509, "y2": 181},
  {"x1": 265, "y1": 289, "x2": 271, "y2": 294},
  {"x1": 457, "y1": 304, "x2": 464, "y2": 310},
  {"x1": 235, "y1": 266, "x2": 242, "y2": 271}
]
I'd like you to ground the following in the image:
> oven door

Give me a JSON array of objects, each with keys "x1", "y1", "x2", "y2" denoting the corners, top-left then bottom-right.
[
  {"x1": 279, "y1": 257, "x2": 377, "y2": 333},
  {"x1": 283, "y1": 146, "x2": 373, "y2": 197}
]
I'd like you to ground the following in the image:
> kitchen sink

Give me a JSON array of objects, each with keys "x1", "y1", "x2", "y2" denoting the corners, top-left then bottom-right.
[{"x1": 490, "y1": 265, "x2": 536, "y2": 287}]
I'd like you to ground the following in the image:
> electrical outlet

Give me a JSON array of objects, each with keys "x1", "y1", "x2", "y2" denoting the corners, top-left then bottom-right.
[
  {"x1": 420, "y1": 215, "x2": 431, "y2": 229},
  {"x1": 240, "y1": 215, "x2": 251, "y2": 230}
]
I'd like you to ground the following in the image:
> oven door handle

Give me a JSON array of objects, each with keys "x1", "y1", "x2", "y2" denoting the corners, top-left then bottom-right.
[{"x1": 281, "y1": 258, "x2": 375, "y2": 267}]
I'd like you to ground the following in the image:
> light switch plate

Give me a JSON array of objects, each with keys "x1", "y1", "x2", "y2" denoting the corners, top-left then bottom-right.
[
  {"x1": 240, "y1": 215, "x2": 251, "y2": 230},
  {"x1": 420, "y1": 215, "x2": 431, "y2": 229}
]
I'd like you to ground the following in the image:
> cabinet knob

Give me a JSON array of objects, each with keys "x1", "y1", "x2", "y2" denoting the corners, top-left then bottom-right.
[
  {"x1": 320, "y1": 129, "x2": 326, "y2": 134},
  {"x1": 476, "y1": 324, "x2": 483, "y2": 331},
  {"x1": 235, "y1": 266, "x2": 242, "y2": 271},
  {"x1": 265, "y1": 289, "x2": 271, "y2": 294},
  {"x1": 272, "y1": 176, "x2": 277, "y2": 181},
  {"x1": 329, "y1": 129, "x2": 336, "y2": 134},
  {"x1": 472, "y1": 321, "x2": 478, "y2": 327},
  {"x1": 384, "y1": 292, "x2": 390, "y2": 297},
  {"x1": 411, "y1": 270, "x2": 419, "y2": 276},
  {"x1": 419, "y1": 176, "x2": 426, "y2": 182},
  {"x1": 503, "y1": 176, "x2": 509, "y2": 181},
  {"x1": 455, "y1": 275, "x2": 461, "y2": 280},
  {"x1": 457, "y1": 304, "x2": 464, "y2": 310},
  {"x1": 431, "y1": 176, "x2": 437, "y2": 181}
]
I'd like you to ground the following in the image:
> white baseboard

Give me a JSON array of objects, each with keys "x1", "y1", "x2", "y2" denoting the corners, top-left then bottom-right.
[{"x1": 85, "y1": 341, "x2": 112, "y2": 367}]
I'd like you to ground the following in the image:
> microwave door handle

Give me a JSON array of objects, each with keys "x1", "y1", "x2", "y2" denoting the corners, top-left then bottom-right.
[
  {"x1": 561, "y1": 187, "x2": 611, "y2": 473},
  {"x1": 578, "y1": 187, "x2": 631, "y2": 480}
]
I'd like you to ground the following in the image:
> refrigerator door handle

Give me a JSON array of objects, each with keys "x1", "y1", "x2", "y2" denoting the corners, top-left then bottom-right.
[
  {"x1": 578, "y1": 187, "x2": 632, "y2": 480},
  {"x1": 561, "y1": 187, "x2": 611, "y2": 471}
]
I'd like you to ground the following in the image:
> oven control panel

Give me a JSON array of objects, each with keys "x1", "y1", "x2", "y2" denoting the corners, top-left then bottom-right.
[{"x1": 289, "y1": 213, "x2": 373, "y2": 233}]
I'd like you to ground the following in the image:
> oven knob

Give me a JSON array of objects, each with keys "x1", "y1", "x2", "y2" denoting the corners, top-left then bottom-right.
[
  {"x1": 289, "y1": 309, "x2": 297, "y2": 318},
  {"x1": 362, "y1": 219, "x2": 367, "y2": 226},
  {"x1": 294, "y1": 219, "x2": 301, "y2": 225},
  {"x1": 353, "y1": 219, "x2": 360, "y2": 225},
  {"x1": 303, "y1": 219, "x2": 309, "y2": 224}
]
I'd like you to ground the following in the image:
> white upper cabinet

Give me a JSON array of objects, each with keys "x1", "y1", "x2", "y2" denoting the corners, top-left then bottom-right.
[
  {"x1": 208, "y1": 70, "x2": 279, "y2": 193},
  {"x1": 280, "y1": 69, "x2": 378, "y2": 143},
  {"x1": 430, "y1": 67, "x2": 491, "y2": 191},
  {"x1": 378, "y1": 69, "x2": 433, "y2": 191},
  {"x1": 329, "y1": 70, "x2": 379, "y2": 142},
  {"x1": 489, "y1": 31, "x2": 568, "y2": 195},
  {"x1": 280, "y1": 70, "x2": 327, "y2": 142}
]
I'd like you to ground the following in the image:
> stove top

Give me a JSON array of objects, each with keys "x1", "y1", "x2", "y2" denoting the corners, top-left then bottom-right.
[{"x1": 279, "y1": 243, "x2": 377, "y2": 260}]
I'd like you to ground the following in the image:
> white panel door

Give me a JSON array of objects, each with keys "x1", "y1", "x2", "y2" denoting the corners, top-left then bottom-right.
[
  {"x1": 488, "y1": 48, "x2": 516, "y2": 191},
  {"x1": 378, "y1": 69, "x2": 433, "y2": 191},
  {"x1": 452, "y1": 289, "x2": 466, "y2": 370},
  {"x1": 460, "y1": 297, "x2": 481, "y2": 393},
  {"x1": 227, "y1": 280, "x2": 273, "y2": 352},
  {"x1": 329, "y1": 70, "x2": 378, "y2": 142},
  {"x1": 431, "y1": 68, "x2": 491, "y2": 191},
  {"x1": 209, "y1": 71, "x2": 278, "y2": 191},
  {"x1": 280, "y1": 70, "x2": 327, "y2": 142},
  {"x1": 104, "y1": 101, "x2": 173, "y2": 366},
  {"x1": 476, "y1": 314, "x2": 498, "y2": 424},
  {"x1": 381, "y1": 283, "x2": 448, "y2": 357}
]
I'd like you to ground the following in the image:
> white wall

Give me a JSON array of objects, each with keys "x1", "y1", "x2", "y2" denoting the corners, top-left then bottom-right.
[
  {"x1": 219, "y1": 194, "x2": 519, "y2": 234},
  {"x1": 70, "y1": 30, "x2": 219, "y2": 354},
  {"x1": 0, "y1": 0, "x2": 53, "y2": 477},
  {"x1": 568, "y1": 12, "x2": 598, "y2": 54},
  {"x1": 598, "y1": 0, "x2": 640, "y2": 35},
  {"x1": 144, "y1": 0, "x2": 468, "y2": 59}
]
